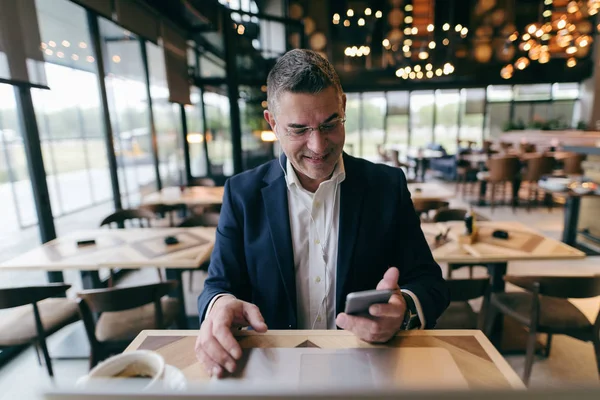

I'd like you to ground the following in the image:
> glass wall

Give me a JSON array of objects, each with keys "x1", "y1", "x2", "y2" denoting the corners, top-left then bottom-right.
[
  {"x1": 100, "y1": 19, "x2": 156, "y2": 208},
  {"x1": 361, "y1": 92, "x2": 386, "y2": 161},
  {"x1": 0, "y1": 84, "x2": 41, "y2": 265},
  {"x1": 434, "y1": 90, "x2": 460, "y2": 154},
  {"x1": 460, "y1": 89, "x2": 486, "y2": 145},
  {"x1": 344, "y1": 93, "x2": 360, "y2": 156},
  {"x1": 386, "y1": 91, "x2": 409, "y2": 147},
  {"x1": 147, "y1": 42, "x2": 185, "y2": 187},
  {"x1": 204, "y1": 89, "x2": 233, "y2": 176},
  {"x1": 33, "y1": 0, "x2": 113, "y2": 233},
  {"x1": 187, "y1": 87, "x2": 208, "y2": 177},
  {"x1": 410, "y1": 91, "x2": 435, "y2": 149}
]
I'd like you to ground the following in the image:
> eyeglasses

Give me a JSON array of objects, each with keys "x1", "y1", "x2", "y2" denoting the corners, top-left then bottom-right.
[{"x1": 279, "y1": 117, "x2": 346, "y2": 141}]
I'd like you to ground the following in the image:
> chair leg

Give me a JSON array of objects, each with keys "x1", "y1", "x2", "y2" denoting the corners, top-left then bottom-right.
[
  {"x1": 33, "y1": 342, "x2": 42, "y2": 366},
  {"x1": 108, "y1": 269, "x2": 115, "y2": 288},
  {"x1": 156, "y1": 268, "x2": 163, "y2": 282},
  {"x1": 189, "y1": 270, "x2": 194, "y2": 292},
  {"x1": 527, "y1": 184, "x2": 532, "y2": 212},
  {"x1": 483, "y1": 302, "x2": 498, "y2": 339},
  {"x1": 490, "y1": 183, "x2": 496, "y2": 212},
  {"x1": 447, "y1": 264, "x2": 453, "y2": 279},
  {"x1": 523, "y1": 329, "x2": 538, "y2": 385},
  {"x1": 37, "y1": 337, "x2": 54, "y2": 377},
  {"x1": 544, "y1": 333, "x2": 553, "y2": 358}
]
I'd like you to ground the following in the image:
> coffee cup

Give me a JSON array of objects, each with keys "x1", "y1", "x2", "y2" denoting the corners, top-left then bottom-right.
[{"x1": 77, "y1": 350, "x2": 165, "y2": 390}]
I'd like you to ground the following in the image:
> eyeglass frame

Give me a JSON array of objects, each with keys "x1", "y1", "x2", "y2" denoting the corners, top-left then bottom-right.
[{"x1": 274, "y1": 116, "x2": 347, "y2": 141}]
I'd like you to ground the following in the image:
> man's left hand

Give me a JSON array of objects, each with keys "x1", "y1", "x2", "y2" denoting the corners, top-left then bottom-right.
[{"x1": 335, "y1": 267, "x2": 406, "y2": 343}]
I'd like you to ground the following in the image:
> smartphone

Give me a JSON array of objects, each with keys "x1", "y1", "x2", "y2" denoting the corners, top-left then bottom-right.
[{"x1": 344, "y1": 289, "x2": 393, "y2": 315}]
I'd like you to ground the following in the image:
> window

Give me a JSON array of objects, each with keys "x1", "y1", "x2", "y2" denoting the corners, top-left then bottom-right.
[
  {"x1": 460, "y1": 89, "x2": 485, "y2": 145},
  {"x1": 239, "y1": 86, "x2": 271, "y2": 170},
  {"x1": 33, "y1": 0, "x2": 113, "y2": 231},
  {"x1": 0, "y1": 84, "x2": 41, "y2": 266},
  {"x1": 386, "y1": 91, "x2": 409, "y2": 147},
  {"x1": 514, "y1": 84, "x2": 552, "y2": 101},
  {"x1": 100, "y1": 18, "x2": 156, "y2": 207},
  {"x1": 147, "y1": 42, "x2": 185, "y2": 188},
  {"x1": 204, "y1": 89, "x2": 233, "y2": 176},
  {"x1": 410, "y1": 91, "x2": 434, "y2": 149},
  {"x1": 344, "y1": 93, "x2": 360, "y2": 156},
  {"x1": 487, "y1": 85, "x2": 513, "y2": 102},
  {"x1": 486, "y1": 103, "x2": 511, "y2": 138},
  {"x1": 187, "y1": 88, "x2": 208, "y2": 177},
  {"x1": 434, "y1": 90, "x2": 460, "y2": 153},
  {"x1": 552, "y1": 83, "x2": 580, "y2": 100},
  {"x1": 362, "y1": 92, "x2": 386, "y2": 161}
]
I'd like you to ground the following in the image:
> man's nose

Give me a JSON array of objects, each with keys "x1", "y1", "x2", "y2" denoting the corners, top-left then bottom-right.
[{"x1": 306, "y1": 129, "x2": 328, "y2": 154}]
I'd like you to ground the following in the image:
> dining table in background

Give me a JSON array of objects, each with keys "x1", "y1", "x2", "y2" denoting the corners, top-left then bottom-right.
[
  {"x1": 142, "y1": 186, "x2": 225, "y2": 207},
  {"x1": 125, "y1": 329, "x2": 525, "y2": 390},
  {"x1": 0, "y1": 227, "x2": 216, "y2": 329},
  {"x1": 407, "y1": 182, "x2": 455, "y2": 202}
]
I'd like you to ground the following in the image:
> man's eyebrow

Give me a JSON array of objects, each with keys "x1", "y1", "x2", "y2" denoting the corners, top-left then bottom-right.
[{"x1": 287, "y1": 113, "x2": 339, "y2": 128}]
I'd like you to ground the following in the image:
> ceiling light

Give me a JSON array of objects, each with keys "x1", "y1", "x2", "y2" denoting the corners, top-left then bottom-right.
[
  {"x1": 426, "y1": 71, "x2": 434, "y2": 78},
  {"x1": 428, "y1": 41, "x2": 436, "y2": 49},
  {"x1": 86, "y1": 56, "x2": 94, "y2": 63},
  {"x1": 79, "y1": 42, "x2": 87, "y2": 49},
  {"x1": 333, "y1": 18, "x2": 339, "y2": 24},
  {"x1": 404, "y1": 39, "x2": 413, "y2": 46},
  {"x1": 405, "y1": 4, "x2": 413, "y2": 12},
  {"x1": 404, "y1": 51, "x2": 411, "y2": 58},
  {"x1": 56, "y1": 51, "x2": 64, "y2": 58},
  {"x1": 543, "y1": 10, "x2": 552, "y2": 17},
  {"x1": 442, "y1": 38, "x2": 449, "y2": 45},
  {"x1": 237, "y1": 24, "x2": 245, "y2": 34},
  {"x1": 539, "y1": 51, "x2": 550, "y2": 64},
  {"x1": 375, "y1": 10, "x2": 382, "y2": 18},
  {"x1": 435, "y1": 69, "x2": 443, "y2": 76},
  {"x1": 409, "y1": 71, "x2": 416, "y2": 79},
  {"x1": 515, "y1": 57, "x2": 530, "y2": 70},
  {"x1": 418, "y1": 51, "x2": 429, "y2": 60},
  {"x1": 396, "y1": 68, "x2": 403, "y2": 77},
  {"x1": 443, "y1": 23, "x2": 450, "y2": 31},
  {"x1": 44, "y1": 49, "x2": 53, "y2": 56},
  {"x1": 425, "y1": 63, "x2": 433, "y2": 71},
  {"x1": 461, "y1": 27, "x2": 468, "y2": 36},
  {"x1": 48, "y1": 41, "x2": 56, "y2": 47},
  {"x1": 544, "y1": 0, "x2": 553, "y2": 4},
  {"x1": 333, "y1": 13, "x2": 340, "y2": 21},
  {"x1": 61, "y1": 40, "x2": 70, "y2": 47},
  {"x1": 455, "y1": 24, "x2": 462, "y2": 32},
  {"x1": 405, "y1": 16, "x2": 413, "y2": 24},
  {"x1": 527, "y1": 24, "x2": 537, "y2": 35},
  {"x1": 347, "y1": 9, "x2": 354, "y2": 17},
  {"x1": 509, "y1": 32, "x2": 518, "y2": 41},
  {"x1": 404, "y1": 27, "x2": 412, "y2": 35},
  {"x1": 71, "y1": 54, "x2": 79, "y2": 60},
  {"x1": 566, "y1": 45, "x2": 577, "y2": 54},
  {"x1": 414, "y1": 65, "x2": 422, "y2": 72},
  {"x1": 411, "y1": 27, "x2": 418, "y2": 35},
  {"x1": 542, "y1": 33, "x2": 551, "y2": 41},
  {"x1": 403, "y1": 45, "x2": 410, "y2": 52},
  {"x1": 500, "y1": 64, "x2": 514, "y2": 79},
  {"x1": 523, "y1": 42, "x2": 532, "y2": 51},
  {"x1": 41, "y1": 42, "x2": 47, "y2": 49},
  {"x1": 363, "y1": 46, "x2": 370, "y2": 55},
  {"x1": 535, "y1": 29, "x2": 543, "y2": 38},
  {"x1": 567, "y1": 1, "x2": 578, "y2": 13},
  {"x1": 405, "y1": 66, "x2": 411, "y2": 73},
  {"x1": 358, "y1": 18, "x2": 365, "y2": 26},
  {"x1": 365, "y1": 8, "x2": 372, "y2": 16},
  {"x1": 522, "y1": 33, "x2": 531, "y2": 41},
  {"x1": 112, "y1": 55, "x2": 121, "y2": 63},
  {"x1": 577, "y1": 36, "x2": 590, "y2": 47},
  {"x1": 427, "y1": 24, "x2": 434, "y2": 32},
  {"x1": 567, "y1": 57, "x2": 577, "y2": 67},
  {"x1": 557, "y1": 19, "x2": 567, "y2": 29},
  {"x1": 416, "y1": 71, "x2": 424, "y2": 79},
  {"x1": 382, "y1": 39, "x2": 390, "y2": 47},
  {"x1": 344, "y1": 19, "x2": 350, "y2": 27}
]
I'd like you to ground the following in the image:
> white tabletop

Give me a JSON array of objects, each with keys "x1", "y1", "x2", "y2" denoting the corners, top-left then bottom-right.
[
  {"x1": 142, "y1": 186, "x2": 224, "y2": 206},
  {"x1": 0, "y1": 227, "x2": 216, "y2": 271},
  {"x1": 408, "y1": 182, "x2": 455, "y2": 202}
]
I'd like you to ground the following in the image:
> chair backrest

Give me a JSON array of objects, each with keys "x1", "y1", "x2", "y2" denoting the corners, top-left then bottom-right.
[
  {"x1": 562, "y1": 153, "x2": 586, "y2": 175},
  {"x1": 77, "y1": 281, "x2": 178, "y2": 313},
  {"x1": 487, "y1": 156, "x2": 520, "y2": 182},
  {"x1": 433, "y1": 208, "x2": 467, "y2": 222},
  {"x1": 504, "y1": 275, "x2": 600, "y2": 299},
  {"x1": 0, "y1": 283, "x2": 71, "y2": 310},
  {"x1": 446, "y1": 277, "x2": 490, "y2": 302},
  {"x1": 140, "y1": 204, "x2": 186, "y2": 227},
  {"x1": 413, "y1": 200, "x2": 450, "y2": 215},
  {"x1": 178, "y1": 212, "x2": 220, "y2": 228},
  {"x1": 191, "y1": 177, "x2": 216, "y2": 187},
  {"x1": 99, "y1": 208, "x2": 156, "y2": 228},
  {"x1": 519, "y1": 143, "x2": 536, "y2": 153},
  {"x1": 523, "y1": 154, "x2": 555, "y2": 182}
]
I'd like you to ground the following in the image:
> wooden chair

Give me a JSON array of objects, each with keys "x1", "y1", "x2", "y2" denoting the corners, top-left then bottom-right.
[
  {"x1": 413, "y1": 200, "x2": 449, "y2": 222},
  {"x1": 483, "y1": 275, "x2": 600, "y2": 385},
  {"x1": 77, "y1": 281, "x2": 180, "y2": 369},
  {"x1": 521, "y1": 154, "x2": 555, "y2": 211},
  {"x1": 476, "y1": 156, "x2": 521, "y2": 212},
  {"x1": 0, "y1": 284, "x2": 79, "y2": 376},
  {"x1": 178, "y1": 213, "x2": 220, "y2": 291},
  {"x1": 455, "y1": 159, "x2": 478, "y2": 198},
  {"x1": 435, "y1": 277, "x2": 490, "y2": 329},
  {"x1": 100, "y1": 208, "x2": 161, "y2": 286},
  {"x1": 562, "y1": 153, "x2": 586, "y2": 176},
  {"x1": 433, "y1": 208, "x2": 487, "y2": 279},
  {"x1": 141, "y1": 203, "x2": 187, "y2": 227}
]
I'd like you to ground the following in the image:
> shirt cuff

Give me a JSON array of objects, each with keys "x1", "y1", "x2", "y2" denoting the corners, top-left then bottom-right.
[
  {"x1": 206, "y1": 293, "x2": 236, "y2": 316},
  {"x1": 400, "y1": 289, "x2": 426, "y2": 330}
]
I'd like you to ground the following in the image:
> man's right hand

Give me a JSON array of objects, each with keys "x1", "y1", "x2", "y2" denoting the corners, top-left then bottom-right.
[{"x1": 195, "y1": 296, "x2": 268, "y2": 378}]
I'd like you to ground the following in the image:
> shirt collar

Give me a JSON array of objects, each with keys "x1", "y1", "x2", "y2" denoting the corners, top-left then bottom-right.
[{"x1": 286, "y1": 154, "x2": 346, "y2": 190}]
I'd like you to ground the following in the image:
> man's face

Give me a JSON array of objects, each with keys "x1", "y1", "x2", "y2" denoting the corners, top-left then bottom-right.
[{"x1": 264, "y1": 86, "x2": 346, "y2": 185}]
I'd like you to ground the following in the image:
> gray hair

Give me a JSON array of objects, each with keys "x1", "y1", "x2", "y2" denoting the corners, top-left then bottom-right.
[{"x1": 266, "y1": 49, "x2": 343, "y2": 114}]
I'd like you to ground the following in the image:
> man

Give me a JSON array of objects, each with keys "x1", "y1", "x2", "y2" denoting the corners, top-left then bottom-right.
[{"x1": 195, "y1": 49, "x2": 449, "y2": 377}]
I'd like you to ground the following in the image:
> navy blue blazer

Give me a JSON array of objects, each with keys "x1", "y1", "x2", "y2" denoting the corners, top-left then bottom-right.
[{"x1": 197, "y1": 153, "x2": 449, "y2": 329}]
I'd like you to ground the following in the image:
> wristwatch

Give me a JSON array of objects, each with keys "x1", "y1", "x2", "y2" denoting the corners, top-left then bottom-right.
[{"x1": 400, "y1": 292, "x2": 422, "y2": 330}]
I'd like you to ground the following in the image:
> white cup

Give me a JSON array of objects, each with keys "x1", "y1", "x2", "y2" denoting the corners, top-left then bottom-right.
[{"x1": 77, "y1": 350, "x2": 166, "y2": 391}]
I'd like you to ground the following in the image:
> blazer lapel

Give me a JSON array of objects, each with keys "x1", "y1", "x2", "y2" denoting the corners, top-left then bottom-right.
[
  {"x1": 261, "y1": 159, "x2": 297, "y2": 318},
  {"x1": 336, "y1": 154, "x2": 366, "y2": 311}
]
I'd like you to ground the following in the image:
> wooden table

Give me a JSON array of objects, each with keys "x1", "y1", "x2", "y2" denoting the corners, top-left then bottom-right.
[
  {"x1": 422, "y1": 221, "x2": 585, "y2": 352},
  {"x1": 408, "y1": 182, "x2": 455, "y2": 202},
  {"x1": 0, "y1": 227, "x2": 216, "y2": 328},
  {"x1": 125, "y1": 330, "x2": 525, "y2": 390},
  {"x1": 142, "y1": 186, "x2": 224, "y2": 206}
]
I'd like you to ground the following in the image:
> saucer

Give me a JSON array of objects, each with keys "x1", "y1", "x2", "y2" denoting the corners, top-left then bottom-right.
[{"x1": 163, "y1": 364, "x2": 187, "y2": 391}]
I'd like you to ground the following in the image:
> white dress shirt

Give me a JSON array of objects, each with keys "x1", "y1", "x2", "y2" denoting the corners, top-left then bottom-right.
[{"x1": 207, "y1": 156, "x2": 426, "y2": 330}]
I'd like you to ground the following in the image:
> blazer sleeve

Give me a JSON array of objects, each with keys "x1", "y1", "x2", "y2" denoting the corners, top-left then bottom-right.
[
  {"x1": 394, "y1": 171, "x2": 450, "y2": 328},
  {"x1": 197, "y1": 179, "x2": 251, "y2": 322}
]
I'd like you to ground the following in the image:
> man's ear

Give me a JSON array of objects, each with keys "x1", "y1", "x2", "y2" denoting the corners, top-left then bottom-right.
[
  {"x1": 264, "y1": 109, "x2": 275, "y2": 132},
  {"x1": 342, "y1": 93, "x2": 347, "y2": 115}
]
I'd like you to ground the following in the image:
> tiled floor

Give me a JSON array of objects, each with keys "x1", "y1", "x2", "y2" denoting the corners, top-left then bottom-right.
[{"x1": 1, "y1": 180, "x2": 599, "y2": 399}]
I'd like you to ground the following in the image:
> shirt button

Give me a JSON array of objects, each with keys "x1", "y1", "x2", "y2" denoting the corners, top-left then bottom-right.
[
  {"x1": 315, "y1": 276, "x2": 321, "y2": 283},
  {"x1": 314, "y1": 239, "x2": 320, "y2": 245}
]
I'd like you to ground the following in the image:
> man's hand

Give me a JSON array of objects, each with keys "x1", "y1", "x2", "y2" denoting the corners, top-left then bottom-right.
[
  {"x1": 195, "y1": 296, "x2": 267, "y2": 378},
  {"x1": 335, "y1": 267, "x2": 406, "y2": 343}
]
